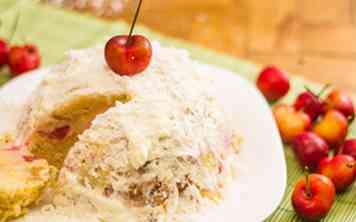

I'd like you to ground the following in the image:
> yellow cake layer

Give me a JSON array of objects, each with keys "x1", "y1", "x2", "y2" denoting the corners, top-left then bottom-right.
[
  {"x1": 28, "y1": 94, "x2": 130, "y2": 168},
  {"x1": 0, "y1": 149, "x2": 53, "y2": 222}
]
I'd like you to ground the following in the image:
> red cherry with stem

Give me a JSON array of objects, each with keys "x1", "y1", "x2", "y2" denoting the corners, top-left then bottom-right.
[
  {"x1": 8, "y1": 44, "x2": 41, "y2": 76},
  {"x1": 256, "y1": 66, "x2": 290, "y2": 102},
  {"x1": 294, "y1": 85, "x2": 330, "y2": 121},
  {"x1": 105, "y1": 0, "x2": 152, "y2": 76},
  {"x1": 318, "y1": 155, "x2": 356, "y2": 192},
  {"x1": 292, "y1": 170, "x2": 335, "y2": 221},
  {"x1": 105, "y1": 35, "x2": 152, "y2": 76},
  {"x1": 0, "y1": 38, "x2": 9, "y2": 67}
]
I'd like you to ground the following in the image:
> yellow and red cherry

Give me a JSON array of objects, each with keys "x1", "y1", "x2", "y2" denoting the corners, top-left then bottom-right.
[
  {"x1": 313, "y1": 110, "x2": 348, "y2": 147},
  {"x1": 256, "y1": 66, "x2": 290, "y2": 102},
  {"x1": 292, "y1": 173, "x2": 335, "y2": 221},
  {"x1": 318, "y1": 155, "x2": 356, "y2": 192},
  {"x1": 324, "y1": 89, "x2": 355, "y2": 121},
  {"x1": 273, "y1": 104, "x2": 311, "y2": 144},
  {"x1": 104, "y1": 0, "x2": 152, "y2": 76}
]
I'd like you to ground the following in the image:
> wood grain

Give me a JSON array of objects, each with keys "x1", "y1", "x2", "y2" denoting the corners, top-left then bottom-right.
[{"x1": 78, "y1": 0, "x2": 356, "y2": 91}]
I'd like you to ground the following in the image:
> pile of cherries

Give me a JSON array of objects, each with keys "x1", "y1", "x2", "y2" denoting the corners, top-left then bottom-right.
[
  {"x1": 257, "y1": 66, "x2": 356, "y2": 221},
  {"x1": 0, "y1": 38, "x2": 41, "y2": 77}
]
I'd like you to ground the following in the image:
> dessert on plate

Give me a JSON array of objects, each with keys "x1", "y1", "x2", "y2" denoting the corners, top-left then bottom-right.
[{"x1": 1, "y1": 42, "x2": 241, "y2": 222}]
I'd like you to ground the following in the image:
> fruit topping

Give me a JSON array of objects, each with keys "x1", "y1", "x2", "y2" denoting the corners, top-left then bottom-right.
[{"x1": 105, "y1": 0, "x2": 152, "y2": 76}]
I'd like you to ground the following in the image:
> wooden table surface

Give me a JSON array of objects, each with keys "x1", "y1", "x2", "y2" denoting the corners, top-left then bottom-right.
[{"x1": 118, "y1": 0, "x2": 356, "y2": 92}]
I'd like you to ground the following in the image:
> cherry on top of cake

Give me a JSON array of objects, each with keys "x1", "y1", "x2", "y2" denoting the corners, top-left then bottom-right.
[{"x1": 105, "y1": 0, "x2": 152, "y2": 77}]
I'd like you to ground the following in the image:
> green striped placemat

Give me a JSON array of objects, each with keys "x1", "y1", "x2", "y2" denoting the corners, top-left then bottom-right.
[{"x1": 0, "y1": 1, "x2": 355, "y2": 221}]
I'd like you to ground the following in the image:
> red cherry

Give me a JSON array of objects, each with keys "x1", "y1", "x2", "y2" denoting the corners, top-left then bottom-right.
[
  {"x1": 292, "y1": 132, "x2": 329, "y2": 171},
  {"x1": 318, "y1": 155, "x2": 356, "y2": 192},
  {"x1": 0, "y1": 38, "x2": 9, "y2": 67},
  {"x1": 8, "y1": 44, "x2": 41, "y2": 76},
  {"x1": 105, "y1": 35, "x2": 152, "y2": 76},
  {"x1": 324, "y1": 89, "x2": 355, "y2": 121},
  {"x1": 340, "y1": 139, "x2": 356, "y2": 159},
  {"x1": 256, "y1": 66, "x2": 290, "y2": 102},
  {"x1": 104, "y1": 0, "x2": 151, "y2": 76},
  {"x1": 292, "y1": 174, "x2": 335, "y2": 221},
  {"x1": 294, "y1": 91, "x2": 324, "y2": 121}
]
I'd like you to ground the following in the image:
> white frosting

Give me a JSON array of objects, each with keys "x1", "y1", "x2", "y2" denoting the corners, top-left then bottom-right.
[{"x1": 16, "y1": 42, "x2": 241, "y2": 222}]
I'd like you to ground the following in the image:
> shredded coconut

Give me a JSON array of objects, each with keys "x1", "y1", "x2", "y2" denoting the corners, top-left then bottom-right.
[{"x1": 16, "y1": 42, "x2": 241, "y2": 222}]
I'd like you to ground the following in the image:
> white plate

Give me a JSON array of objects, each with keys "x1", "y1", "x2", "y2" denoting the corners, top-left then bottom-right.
[{"x1": 0, "y1": 65, "x2": 286, "y2": 222}]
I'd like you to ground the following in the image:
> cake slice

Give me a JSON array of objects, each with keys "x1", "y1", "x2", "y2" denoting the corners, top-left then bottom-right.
[{"x1": 0, "y1": 146, "x2": 53, "y2": 222}]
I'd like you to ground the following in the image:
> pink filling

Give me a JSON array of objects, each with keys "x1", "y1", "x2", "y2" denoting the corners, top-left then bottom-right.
[
  {"x1": 39, "y1": 125, "x2": 71, "y2": 140},
  {"x1": 218, "y1": 163, "x2": 224, "y2": 174},
  {"x1": 2, "y1": 143, "x2": 36, "y2": 162},
  {"x1": 4, "y1": 144, "x2": 22, "y2": 151},
  {"x1": 22, "y1": 155, "x2": 39, "y2": 162},
  {"x1": 3, "y1": 142, "x2": 28, "y2": 152}
]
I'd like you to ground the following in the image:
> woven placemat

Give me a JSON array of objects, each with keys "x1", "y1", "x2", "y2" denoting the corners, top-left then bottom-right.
[{"x1": 0, "y1": 1, "x2": 355, "y2": 221}]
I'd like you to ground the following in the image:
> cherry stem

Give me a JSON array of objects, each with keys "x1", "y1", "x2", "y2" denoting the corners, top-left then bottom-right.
[
  {"x1": 347, "y1": 162, "x2": 356, "y2": 168},
  {"x1": 348, "y1": 113, "x2": 355, "y2": 124},
  {"x1": 127, "y1": 0, "x2": 143, "y2": 46},
  {"x1": 304, "y1": 83, "x2": 331, "y2": 98},
  {"x1": 317, "y1": 84, "x2": 331, "y2": 97},
  {"x1": 9, "y1": 10, "x2": 20, "y2": 44},
  {"x1": 304, "y1": 167, "x2": 312, "y2": 198}
]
